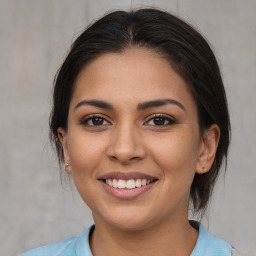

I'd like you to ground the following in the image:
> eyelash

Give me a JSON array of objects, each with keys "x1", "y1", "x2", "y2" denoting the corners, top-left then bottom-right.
[
  {"x1": 80, "y1": 114, "x2": 111, "y2": 127},
  {"x1": 145, "y1": 114, "x2": 177, "y2": 126},
  {"x1": 80, "y1": 114, "x2": 177, "y2": 127}
]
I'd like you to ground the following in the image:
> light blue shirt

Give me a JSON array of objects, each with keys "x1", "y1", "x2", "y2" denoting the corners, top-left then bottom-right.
[{"x1": 20, "y1": 222, "x2": 232, "y2": 256}]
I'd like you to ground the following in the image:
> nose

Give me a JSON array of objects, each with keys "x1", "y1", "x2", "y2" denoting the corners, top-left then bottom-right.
[{"x1": 106, "y1": 122, "x2": 146, "y2": 165}]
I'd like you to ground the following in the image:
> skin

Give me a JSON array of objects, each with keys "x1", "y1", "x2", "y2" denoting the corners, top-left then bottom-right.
[{"x1": 58, "y1": 47, "x2": 220, "y2": 256}]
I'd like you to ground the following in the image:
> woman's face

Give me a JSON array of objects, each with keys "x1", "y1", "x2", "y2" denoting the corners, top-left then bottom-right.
[{"x1": 59, "y1": 47, "x2": 210, "y2": 230}]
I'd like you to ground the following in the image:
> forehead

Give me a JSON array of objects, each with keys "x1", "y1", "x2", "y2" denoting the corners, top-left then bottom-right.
[{"x1": 71, "y1": 47, "x2": 196, "y2": 110}]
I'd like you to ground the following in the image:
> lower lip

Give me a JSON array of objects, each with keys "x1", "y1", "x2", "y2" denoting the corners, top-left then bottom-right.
[{"x1": 100, "y1": 181, "x2": 156, "y2": 199}]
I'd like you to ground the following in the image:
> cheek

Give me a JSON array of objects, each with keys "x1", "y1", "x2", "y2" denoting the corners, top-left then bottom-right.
[
  {"x1": 66, "y1": 131, "x2": 108, "y2": 208},
  {"x1": 149, "y1": 129, "x2": 200, "y2": 178},
  {"x1": 67, "y1": 130, "x2": 107, "y2": 178}
]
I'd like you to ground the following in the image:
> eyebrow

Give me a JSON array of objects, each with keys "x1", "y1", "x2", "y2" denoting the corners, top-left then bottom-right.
[
  {"x1": 137, "y1": 99, "x2": 186, "y2": 111},
  {"x1": 74, "y1": 99, "x2": 186, "y2": 112},
  {"x1": 74, "y1": 100, "x2": 113, "y2": 111}
]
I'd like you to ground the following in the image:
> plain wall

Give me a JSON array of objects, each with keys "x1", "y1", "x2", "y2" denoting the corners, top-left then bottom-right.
[{"x1": 0, "y1": 0, "x2": 255, "y2": 255}]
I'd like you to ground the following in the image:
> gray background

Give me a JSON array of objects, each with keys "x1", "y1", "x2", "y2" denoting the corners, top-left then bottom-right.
[{"x1": 0, "y1": 0, "x2": 255, "y2": 255}]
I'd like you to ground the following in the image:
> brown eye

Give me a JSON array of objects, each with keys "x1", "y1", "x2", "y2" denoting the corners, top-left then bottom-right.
[
  {"x1": 153, "y1": 117, "x2": 166, "y2": 125},
  {"x1": 145, "y1": 115, "x2": 176, "y2": 126},
  {"x1": 80, "y1": 115, "x2": 111, "y2": 126},
  {"x1": 90, "y1": 117, "x2": 104, "y2": 125}
]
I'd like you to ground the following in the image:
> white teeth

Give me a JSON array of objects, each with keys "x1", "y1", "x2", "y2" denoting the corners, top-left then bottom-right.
[
  {"x1": 108, "y1": 179, "x2": 113, "y2": 186},
  {"x1": 135, "y1": 179, "x2": 141, "y2": 187},
  {"x1": 105, "y1": 178, "x2": 153, "y2": 189},
  {"x1": 113, "y1": 179, "x2": 118, "y2": 188},
  {"x1": 117, "y1": 179, "x2": 126, "y2": 189},
  {"x1": 126, "y1": 179, "x2": 136, "y2": 189}
]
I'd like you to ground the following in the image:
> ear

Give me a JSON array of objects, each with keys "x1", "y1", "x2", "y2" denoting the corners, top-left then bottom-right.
[
  {"x1": 196, "y1": 124, "x2": 220, "y2": 174},
  {"x1": 57, "y1": 127, "x2": 72, "y2": 174}
]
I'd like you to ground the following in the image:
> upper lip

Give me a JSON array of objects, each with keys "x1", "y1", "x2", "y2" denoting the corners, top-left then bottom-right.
[{"x1": 97, "y1": 172, "x2": 158, "y2": 181}]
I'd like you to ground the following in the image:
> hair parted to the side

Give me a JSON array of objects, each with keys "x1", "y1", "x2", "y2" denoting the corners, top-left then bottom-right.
[{"x1": 49, "y1": 8, "x2": 230, "y2": 215}]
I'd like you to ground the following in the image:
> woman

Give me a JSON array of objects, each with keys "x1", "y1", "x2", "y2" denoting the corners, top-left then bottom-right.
[{"x1": 21, "y1": 8, "x2": 240, "y2": 256}]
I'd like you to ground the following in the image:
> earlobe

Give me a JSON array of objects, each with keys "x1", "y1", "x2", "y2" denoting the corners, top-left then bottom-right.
[
  {"x1": 64, "y1": 163, "x2": 72, "y2": 174},
  {"x1": 57, "y1": 127, "x2": 72, "y2": 174},
  {"x1": 196, "y1": 124, "x2": 220, "y2": 174}
]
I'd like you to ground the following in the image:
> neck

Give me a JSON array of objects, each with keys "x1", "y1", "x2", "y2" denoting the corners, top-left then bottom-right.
[{"x1": 90, "y1": 214, "x2": 198, "y2": 256}]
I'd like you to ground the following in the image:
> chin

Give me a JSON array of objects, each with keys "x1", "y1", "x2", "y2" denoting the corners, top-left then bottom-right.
[{"x1": 95, "y1": 206, "x2": 159, "y2": 232}]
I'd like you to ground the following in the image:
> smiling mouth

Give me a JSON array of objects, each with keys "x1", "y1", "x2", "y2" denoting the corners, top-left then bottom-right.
[
  {"x1": 98, "y1": 172, "x2": 158, "y2": 199},
  {"x1": 102, "y1": 178, "x2": 158, "y2": 189}
]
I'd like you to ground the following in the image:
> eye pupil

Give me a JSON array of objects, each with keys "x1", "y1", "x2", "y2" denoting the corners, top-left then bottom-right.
[
  {"x1": 92, "y1": 117, "x2": 104, "y2": 125},
  {"x1": 153, "y1": 117, "x2": 165, "y2": 125}
]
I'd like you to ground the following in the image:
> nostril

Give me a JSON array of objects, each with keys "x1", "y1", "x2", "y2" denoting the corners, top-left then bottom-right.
[
  {"x1": 109, "y1": 155, "x2": 118, "y2": 161},
  {"x1": 130, "y1": 156, "x2": 141, "y2": 161},
  {"x1": 106, "y1": 131, "x2": 146, "y2": 163},
  {"x1": 109, "y1": 155, "x2": 142, "y2": 165}
]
